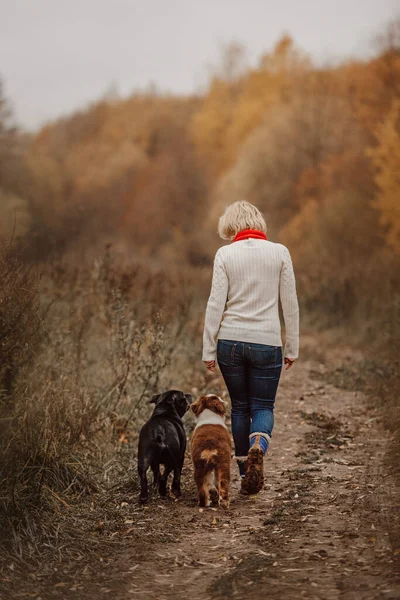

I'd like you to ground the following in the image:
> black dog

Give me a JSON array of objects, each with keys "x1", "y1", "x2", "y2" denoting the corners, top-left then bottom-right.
[{"x1": 137, "y1": 390, "x2": 192, "y2": 504}]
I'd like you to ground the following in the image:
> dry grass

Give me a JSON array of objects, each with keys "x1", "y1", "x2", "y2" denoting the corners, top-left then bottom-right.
[
  {"x1": 0, "y1": 244, "x2": 207, "y2": 574},
  {"x1": 0, "y1": 241, "x2": 44, "y2": 397}
]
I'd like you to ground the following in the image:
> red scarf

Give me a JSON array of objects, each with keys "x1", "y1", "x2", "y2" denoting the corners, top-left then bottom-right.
[{"x1": 233, "y1": 228, "x2": 267, "y2": 242}]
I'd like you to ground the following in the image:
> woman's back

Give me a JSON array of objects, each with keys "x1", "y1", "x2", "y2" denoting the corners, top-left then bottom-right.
[
  {"x1": 221, "y1": 238, "x2": 283, "y2": 326},
  {"x1": 203, "y1": 238, "x2": 299, "y2": 361}
]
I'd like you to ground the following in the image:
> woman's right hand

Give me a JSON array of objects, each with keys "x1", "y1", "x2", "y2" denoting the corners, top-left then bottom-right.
[
  {"x1": 284, "y1": 357, "x2": 295, "y2": 370},
  {"x1": 204, "y1": 360, "x2": 216, "y2": 373}
]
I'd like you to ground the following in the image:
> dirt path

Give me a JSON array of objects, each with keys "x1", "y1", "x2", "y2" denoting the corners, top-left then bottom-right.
[{"x1": 7, "y1": 335, "x2": 400, "y2": 600}]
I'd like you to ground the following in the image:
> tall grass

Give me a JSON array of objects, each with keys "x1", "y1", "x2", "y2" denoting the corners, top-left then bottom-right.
[{"x1": 0, "y1": 244, "x2": 206, "y2": 564}]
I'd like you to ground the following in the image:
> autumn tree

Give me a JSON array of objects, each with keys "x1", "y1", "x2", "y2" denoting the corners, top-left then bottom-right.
[
  {"x1": 368, "y1": 100, "x2": 400, "y2": 253},
  {"x1": 191, "y1": 36, "x2": 310, "y2": 174},
  {"x1": 213, "y1": 71, "x2": 363, "y2": 232}
]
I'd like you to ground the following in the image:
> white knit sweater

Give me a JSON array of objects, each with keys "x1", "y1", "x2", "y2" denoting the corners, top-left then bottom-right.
[{"x1": 202, "y1": 239, "x2": 299, "y2": 361}]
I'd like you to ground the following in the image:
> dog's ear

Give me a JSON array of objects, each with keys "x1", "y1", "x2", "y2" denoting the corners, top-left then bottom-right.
[
  {"x1": 190, "y1": 397, "x2": 204, "y2": 417},
  {"x1": 149, "y1": 394, "x2": 160, "y2": 404},
  {"x1": 209, "y1": 396, "x2": 226, "y2": 416}
]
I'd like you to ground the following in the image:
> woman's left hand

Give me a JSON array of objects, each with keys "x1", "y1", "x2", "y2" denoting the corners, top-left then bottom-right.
[{"x1": 204, "y1": 360, "x2": 215, "y2": 372}]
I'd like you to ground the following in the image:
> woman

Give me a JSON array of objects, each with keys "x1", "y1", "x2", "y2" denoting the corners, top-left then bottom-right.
[{"x1": 202, "y1": 201, "x2": 299, "y2": 495}]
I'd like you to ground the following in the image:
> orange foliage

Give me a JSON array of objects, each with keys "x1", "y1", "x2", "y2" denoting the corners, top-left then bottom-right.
[
  {"x1": 2, "y1": 23, "x2": 399, "y2": 278},
  {"x1": 368, "y1": 100, "x2": 400, "y2": 253},
  {"x1": 191, "y1": 36, "x2": 311, "y2": 173}
]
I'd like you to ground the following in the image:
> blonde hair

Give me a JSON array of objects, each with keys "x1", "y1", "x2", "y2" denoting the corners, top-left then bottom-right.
[{"x1": 218, "y1": 200, "x2": 267, "y2": 240}]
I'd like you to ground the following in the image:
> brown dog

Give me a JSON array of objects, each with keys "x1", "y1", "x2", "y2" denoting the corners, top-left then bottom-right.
[{"x1": 190, "y1": 394, "x2": 231, "y2": 508}]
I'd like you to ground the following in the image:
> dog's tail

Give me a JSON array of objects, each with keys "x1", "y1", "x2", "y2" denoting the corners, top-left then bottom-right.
[{"x1": 199, "y1": 448, "x2": 219, "y2": 465}]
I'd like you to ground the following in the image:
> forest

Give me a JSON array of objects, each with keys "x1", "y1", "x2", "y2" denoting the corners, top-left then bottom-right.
[{"x1": 0, "y1": 20, "x2": 399, "y2": 599}]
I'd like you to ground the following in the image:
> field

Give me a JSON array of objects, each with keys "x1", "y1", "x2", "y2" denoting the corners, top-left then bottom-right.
[
  {"x1": 1, "y1": 21, "x2": 400, "y2": 600},
  {"x1": 1, "y1": 326, "x2": 399, "y2": 599}
]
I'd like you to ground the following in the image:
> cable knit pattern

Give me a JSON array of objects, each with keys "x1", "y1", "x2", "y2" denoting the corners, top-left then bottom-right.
[{"x1": 202, "y1": 239, "x2": 299, "y2": 362}]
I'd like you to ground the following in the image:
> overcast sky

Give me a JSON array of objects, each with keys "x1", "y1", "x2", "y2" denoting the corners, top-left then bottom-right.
[{"x1": 0, "y1": 0, "x2": 398, "y2": 130}]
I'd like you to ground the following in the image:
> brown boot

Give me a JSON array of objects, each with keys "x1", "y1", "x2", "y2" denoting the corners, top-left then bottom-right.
[{"x1": 240, "y1": 441, "x2": 264, "y2": 495}]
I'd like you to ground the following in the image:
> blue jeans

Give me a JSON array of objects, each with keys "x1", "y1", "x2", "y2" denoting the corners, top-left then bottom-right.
[{"x1": 217, "y1": 340, "x2": 283, "y2": 474}]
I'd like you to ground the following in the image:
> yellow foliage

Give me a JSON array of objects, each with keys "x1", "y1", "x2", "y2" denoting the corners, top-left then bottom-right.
[
  {"x1": 190, "y1": 78, "x2": 237, "y2": 172},
  {"x1": 191, "y1": 36, "x2": 311, "y2": 174},
  {"x1": 340, "y1": 49, "x2": 400, "y2": 132},
  {"x1": 368, "y1": 100, "x2": 400, "y2": 253}
]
